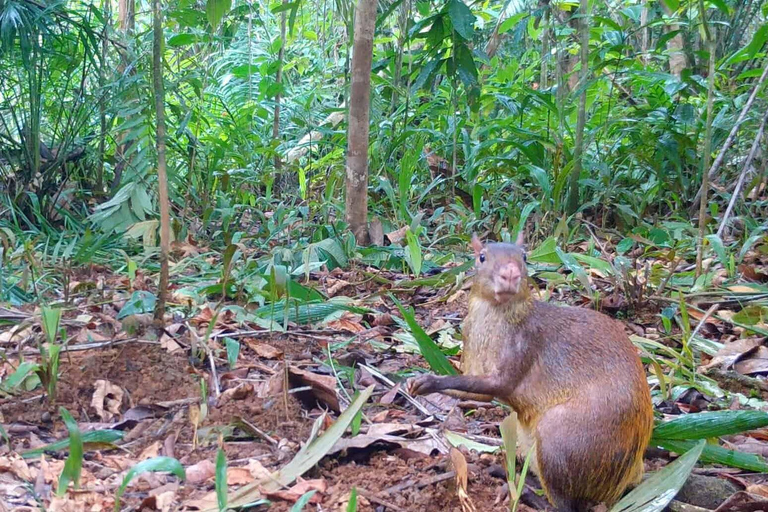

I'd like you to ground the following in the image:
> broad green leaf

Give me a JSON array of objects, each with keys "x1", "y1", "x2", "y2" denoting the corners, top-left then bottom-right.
[
  {"x1": 216, "y1": 448, "x2": 227, "y2": 511},
  {"x1": 206, "y1": 0, "x2": 231, "y2": 30},
  {"x1": 391, "y1": 295, "x2": 456, "y2": 376},
  {"x1": 654, "y1": 438, "x2": 768, "y2": 472},
  {"x1": 724, "y1": 23, "x2": 768, "y2": 66},
  {"x1": 347, "y1": 487, "x2": 358, "y2": 511},
  {"x1": 56, "y1": 408, "x2": 83, "y2": 496},
  {"x1": 705, "y1": 234, "x2": 728, "y2": 269},
  {"x1": 405, "y1": 228, "x2": 423, "y2": 276},
  {"x1": 228, "y1": 386, "x2": 375, "y2": 507},
  {"x1": 447, "y1": 0, "x2": 475, "y2": 40},
  {"x1": 41, "y1": 307, "x2": 62, "y2": 345},
  {"x1": 22, "y1": 429, "x2": 124, "y2": 458},
  {"x1": 225, "y1": 337, "x2": 240, "y2": 369},
  {"x1": 445, "y1": 430, "x2": 500, "y2": 453},
  {"x1": 611, "y1": 440, "x2": 704, "y2": 512},
  {"x1": 499, "y1": 12, "x2": 527, "y2": 34},
  {"x1": 652, "y1": 410, "x2": 768, "y2": 440},
  {"x1": 570, "y1": 254, "x2": 613, "y2": 275},
  {"x1": 115, "y1": 457, "x2": 186, "y2": 511},
  {"x1": 527, "y1": 237, "x2": 559, "y2": 264},
  {"x1": 454, "y1": 43, "x2": 478, "y2": 86},
  {"x1": 290, "y1": 491, "x2": 317, "y2": 511},
  {"x1": 1, "y1": 362, "x2": 40, "y2": 393},
  {"x1": 555, "y1": 247, "x2": 592, "y2": 292},
  {"x1": 117, "y1": 291, "x2": 157, "y2": 319}
]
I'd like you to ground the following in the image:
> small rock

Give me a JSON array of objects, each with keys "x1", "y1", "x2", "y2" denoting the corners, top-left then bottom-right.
[{"x1": 676, "y1": 474, "x2": 739, "y2": 509}]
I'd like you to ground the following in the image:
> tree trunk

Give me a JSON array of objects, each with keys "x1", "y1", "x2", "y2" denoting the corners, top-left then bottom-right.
[
  {"x1": 660, "y1": 0, "x2": 687, "y2": 78},
  {"x1": 695, "y1": 2, "x2": 715, "y2": 278},
  {"x1": 344, "y1": 0, "x2": 377, "y2": 245},
  {"x1": 639, "y1": 2, "x2": 649, "y2": 64},
  {"x1": 152, "y1": 0, "x2": 171, "y2": 322},
  {"x1": 273, "y1": 2, "x2": 287, "y2": 189},
  {"x1": 97, "y1": 0, "x2": 110, "y2": 194},
  {"x1": 565, "y1": 0, "x2": 590, "y2": 214},
  {"x1": 112, "y1": 0, "x2": 135, "y2": 192}
]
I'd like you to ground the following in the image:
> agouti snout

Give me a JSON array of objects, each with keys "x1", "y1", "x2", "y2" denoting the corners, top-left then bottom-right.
[{"x1": 408, "y1": 233, "x2": 654, "y2": 512}]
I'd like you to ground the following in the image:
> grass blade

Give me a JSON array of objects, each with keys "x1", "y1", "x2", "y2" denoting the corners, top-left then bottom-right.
[
  {"x1": 114, "y1": 457, "x2": 186, "y2": 511},
  {"x1": 653, "y1": 438, "x2": 768, "y2": 472},
  {"x1": 56, "y1": 408, "x2": 83, "y2": 496},
  {"x1": 652, "y1": 410, "x2": 768, "y2": 440},
  {"x1": 391, "y1": 294, "x2": 456, "y2": 376},
  {"x1": 611, "y1": 439, "x2": 705, "y2": 512}
]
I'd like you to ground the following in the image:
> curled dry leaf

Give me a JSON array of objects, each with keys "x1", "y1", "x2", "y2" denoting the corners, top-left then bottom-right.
[
  {"x1": 326, "y1": 278, "x2": 351, "y2": 297},
  {"x1": 244, "y1": 339, "x2": 283, "y2": 359},
  {"x1": 326, "y1": 312, "x2": 366, "y2": 333},
  {"x1": 185, "y1": 459, "x2": 216, "y2": 485},
  {"x1": 450, "y1": 447, "x2": 477, "y2": 512},
  {"x1": 246, "y1": 459, "x2": 272, "y2": 480},
  {"x1": 139, "y1": 441, "x2": 162, "y2": 460},
  {"x1": 287, "y1": 366, "x2": 339, "y2": 412},
  {"x1": 263, "y1": 477, "x2": 327, "y2": 503},
  {"x1": 90, "y1": 379, "x2": 124, "y2": 422},
  {"x1": 226, "y1": 467, "x2": 254, "y2": 485}
]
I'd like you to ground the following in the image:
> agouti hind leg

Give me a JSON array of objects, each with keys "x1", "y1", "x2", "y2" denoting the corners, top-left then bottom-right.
[{"x1": 408, "y1": 374, "x2": 504, "y2": 402}]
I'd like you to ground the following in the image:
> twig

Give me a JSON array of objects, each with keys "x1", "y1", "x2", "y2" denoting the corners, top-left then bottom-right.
[
  {"x1": 382, "y1": 471, "x2": 456, "y2": 495},
  {"x1": 357, "y1": 488, "x2": 406, "y2": 511},
  {"x1": 691, "y1": 58, "x2": 768, "y2": 208},
  {"x1": 237, "y1": 416, "x2": 279, "y2": 446},
  {"x1": 690, "y1": 303, "x2": 719, "y2": 342},
  {"x1": 717, "y1": 109, "x2": 768, "y2": 237},
  {"x1": 208, "y1": 350, "x2": 221, "y2": 398},
  {"x1": 656, "y1": 259, "x2": 683, "y2": 297},
  {"x1": 360, "y1": 364, "x2": 442, "y2": 420},
  {"x1": 10, "y1": 337, "x2": 148, "y2": 356}
]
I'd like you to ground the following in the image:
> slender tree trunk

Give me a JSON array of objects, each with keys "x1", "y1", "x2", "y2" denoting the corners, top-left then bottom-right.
[
  {"x1": 565, "y1": 0, "x2": 590, "y2": 214},
  {"x1": 152, "y1": 0, "x2": 171, "y2": 322},
  {"x1": 97, "y1": 0, "x2": 110, "y2": 194},
  {"x1": 345, "y1": 0, "x2": 377, "y2": 245},
  {"x1": 112, "y1": 0, "x2": 135, "y2": 192},
  {"x1": 660, "y1": 0, "x2": 687, "y2": 78},
  {"x1": 273, "y1": 2, "x2": 287, "y2": 187},
  {"x1": 696, "y1": 2, "x2": 715, "y2": 278},
  {"x1": 540, "y1": 1, "x2": 550, "y2": 88},
  {"x1": 639, "y1": 2, "x2": 649, "y2": 64}
]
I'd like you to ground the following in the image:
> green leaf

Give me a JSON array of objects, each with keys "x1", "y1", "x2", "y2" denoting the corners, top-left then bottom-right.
[
  {"x1": 527, "y1": 237, "x2": 559, "y2": 264},
  {"x1": 206, "y1": 0, "x2": 231, "y2": 30},
  {"x1": 652, "y1": 411, "x2": 768, "y2": 440},
  {"x1": 216, "y1": 448, "x2": 227, "y2": 511},
  {"x1": 555, "y1": 247, "x2": 592, "y2": 293},
  {"x1": 115, "y1": 457, "x2": 186, "y2": 511},
  {"x1": 347, "y1": 487, "x2": 358, "y2": 511},
  {"x1": 1, "y1": 361, "x2": 40, "y2": 393},
  {"x1": 228, "y1": 386, "x2": 375, "y2": 507},
  {"x1": 117, "y1": 291, "x2": 157, "y2": 319},
  {"x1": 41, "y1": 307, "x2": 62, "y2": 345},
  {"x1": 225, "y1": 337, "x2": 240, "y2": 369},
  {"x1": 56, "y1": 408, "x2": 83, "y2": 496},
  {"x1": 570, "y1": 254, "x2": 613, "y2": 275},
  {"x1": 391, "y1": 295, "x2": 457, "y2": 376},
  {"x1": 405, "y1": 228, "x2": 423, "y2": 276},
  {"x1": 499, "y1": 12, "x2": 527, "y2": 34},
  {"x1": 616, "y1": 238, "x2": 634, "y2": 255},
  {"x1": 445, "y1": 430, "x2": 500, "y2": 453},
  {"x1": 454, "y1": 43, "x2": 478, "y2": 86},
  {"x1": 167, "y1": 33, "x2": 198, "y2": 46},
  {"x1": 290, "y1": 491, "x2": 317, "y2": 511},
  {"x1": 611, "y1": 440, "x2": 704, "y2": 512},
  {"x1": 654, "y1": 438, "x2": 768, "y2": 472},
  {"x1": 22, "y1": 429, "x2": 125, "y2": 458},
  {"x1": 724, "y1": 23, "x2": 768, "y2": 65},
  {"x1": 447, "y1": 0, "x2": 475, "y2": 40},
  {"x1": 705, "y1": 234, "x2": 728, "y2": 269},
  {"x1": 411, "y1": 55, "x2": 443, "y2": 92}
]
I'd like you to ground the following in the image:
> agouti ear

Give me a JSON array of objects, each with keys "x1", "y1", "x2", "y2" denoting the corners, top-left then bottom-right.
[
  {"x1": 471, "y1": 233, "x2": 483, "y2": 257},
  {"x1": 515, "y1": 229, "x2": 525, "y2": 248}
]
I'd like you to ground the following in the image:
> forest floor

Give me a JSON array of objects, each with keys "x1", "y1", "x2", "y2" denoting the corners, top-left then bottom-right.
[{"x1": 3, "y1": 241, "x2": 768, "y2": 511}]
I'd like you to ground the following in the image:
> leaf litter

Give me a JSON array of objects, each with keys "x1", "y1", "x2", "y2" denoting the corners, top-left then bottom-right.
[{"x1": 4, "y1": 233, "x2": 768, "y2": 510}]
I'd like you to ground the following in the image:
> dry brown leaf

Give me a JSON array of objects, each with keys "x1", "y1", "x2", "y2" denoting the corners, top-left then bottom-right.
[
  {"x1": 263, "y1": 477, "x2": 326, "y2": 503},
  {"x1": 450, "y1": 447, "x2": 477, "y2": 512},
  {"x1": 247, "y1": 459, "x2": 272, "y2": 480},
  {"x1": 326, "y1": 278, "x2": 351, "y2": 297},
  {"x1": 139, "y1": 441, "x2": 162, "y2": 460},
  {"x1": 185, "y1": 459, "x2": 216, "y2": 485},
  {"x1": 160, "y1": 333, "x2": 183, "y2": 353},
  {"x1": 244, "y1": 340, "x2": 283, "y2": 359},
  {"x1": 288, "y1": 366, "x2": 339, "y2": 412},
  {"x1": 0, "y1": 454, "x2": 34, "y2": 481},
  {"x1": 90, "y1": 379, "x2": 124, "y2": 421},
  {"x1": 386, "y1": 226, "x2": 407, "y2": 245},
  {"x1": 227, "y1": 467, "x2": 254, "y2": 485},
  {"x1": 326, "y1": 313, "x2": 365, "y2": 333}
]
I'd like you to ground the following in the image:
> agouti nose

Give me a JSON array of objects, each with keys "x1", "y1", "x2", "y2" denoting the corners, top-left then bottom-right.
[{"x1": 497, "y1": 263, "x2": 521, "y2": 291}]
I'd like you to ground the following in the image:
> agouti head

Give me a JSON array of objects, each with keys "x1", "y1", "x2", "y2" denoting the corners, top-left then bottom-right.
[{"x1": 470, "y1": 233, "x2": 529, "y2": 305}]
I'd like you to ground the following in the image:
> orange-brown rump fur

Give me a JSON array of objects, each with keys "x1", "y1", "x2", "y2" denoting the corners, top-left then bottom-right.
[{"x1": 408, "y1": 235, "x2": 654, "y2": 512}]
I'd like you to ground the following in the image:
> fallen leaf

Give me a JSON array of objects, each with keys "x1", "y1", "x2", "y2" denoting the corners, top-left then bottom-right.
[
  {"x1": 90, "y1": 379, "x2": 124, "y2": 421},
  {"x1": 450, "y1": 447, "x2": 477, "y2": 512},
  {"x1": 243, "y1": 340, "x2": 283, "y2": 359},
  {"x1": 263, "y1": 477, "x2": 326, "y2": 503},
  {"x1": 227, "y1": 467, "x2": 254, "y2": 485},
  {"x1": 185, "y1": 459, "x2": 216, "y2": 484},
  {"x1": 288, "y1": 366, "x2": 339, "y2": 412},
  {"x1": 247, "y1": 459, "x2": 272, "y2": 480}
]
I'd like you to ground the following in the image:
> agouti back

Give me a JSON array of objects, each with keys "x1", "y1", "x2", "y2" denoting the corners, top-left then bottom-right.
[{"x1": 409, "y1": 234, "x2": 654, "y2": 512}]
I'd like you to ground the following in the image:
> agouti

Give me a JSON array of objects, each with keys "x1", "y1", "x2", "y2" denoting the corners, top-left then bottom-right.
[{"x1": 408, "y1": 234, "x2": 654, "y2": 512}]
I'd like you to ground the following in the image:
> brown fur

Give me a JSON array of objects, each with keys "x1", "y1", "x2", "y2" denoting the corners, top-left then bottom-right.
[{"x1": 409, "y1": 238, "x2": 654, "y2": 512}]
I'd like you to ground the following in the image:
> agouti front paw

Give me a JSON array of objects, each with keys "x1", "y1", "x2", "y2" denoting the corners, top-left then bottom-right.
[{"x1": 407, "y1": 374, "x2": 439, "y2": 396}]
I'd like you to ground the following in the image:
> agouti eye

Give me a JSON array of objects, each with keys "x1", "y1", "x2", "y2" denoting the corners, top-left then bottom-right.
[
  {"x1": 522, "y1": 253, "x2": 527, "y2": 263},
  {"x1": 479, "y1": 253, "x2": 486, "y2": 263}
]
